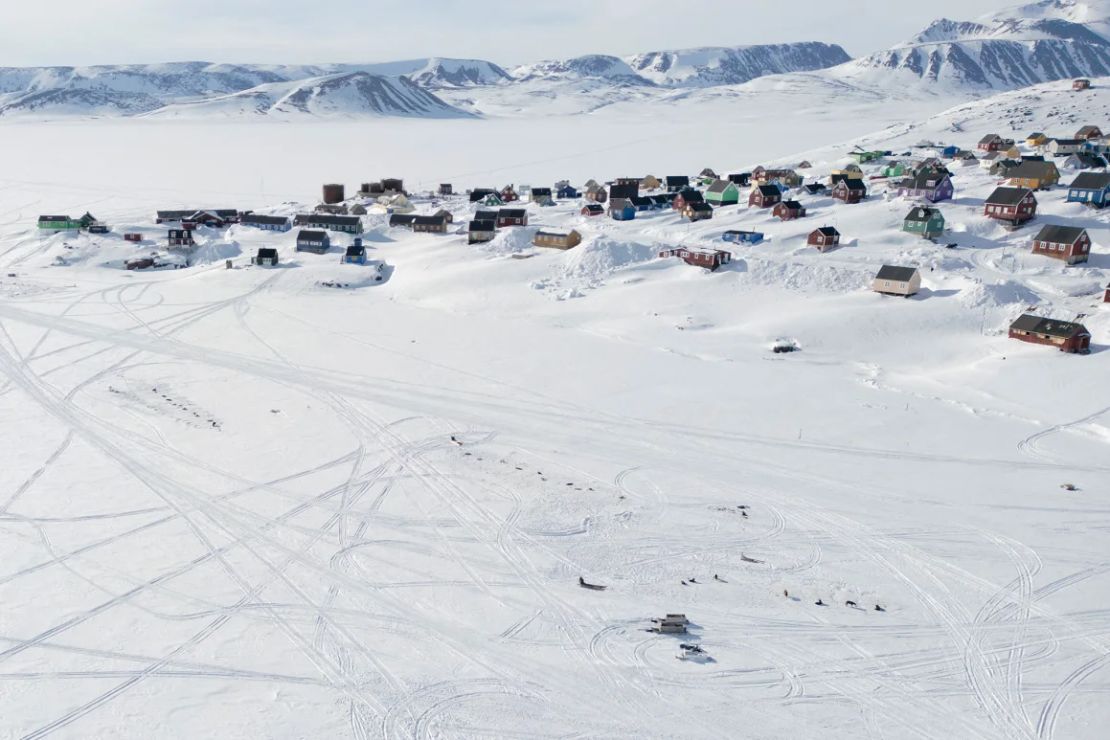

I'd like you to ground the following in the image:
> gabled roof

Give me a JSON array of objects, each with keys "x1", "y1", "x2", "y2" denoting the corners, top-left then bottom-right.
[
  {"x1": 1069, "y1": 171, "x2": 1110, "y2": 189},
  {"x1": 469, "y1": 219, "x2": 496, "y2": 231},
  {"x1": 609, "y1": 198, "x2": 634, "y2": 211},
  {"x1": 474, "y1": 209, "x2": 499, "y2": 221},
  {"x1": 898, "y1": 169, "x2": 951, "y2": 190},
  {"x1": 986, "y1": 186, "x2": 1034, "y2": 206},
  {"x1": 1033, "y1": 224, "x2": 1086, "y2": 245},
  {"x1": 755, "y1": 184, "x2": 781, "y2": 197},
  {"x1": 905, "y1": 206, "x2": 942, "y2": 222},
  {"x1": 979, "y1": 134, "x2": 1003, "y2": 144},
  {"x1": 778, "y1": 199, "x2": 803, "y2": 209},
  {"x1": 1010, "y1": 314, "x2": 1089, "y2": 338},
  {"x1": 687, "y1": 202, "x2": 713, "y2": 212},
  {"x1": 804, "y1": 183, "x2": 826, "y2": 193},
  {"x1": 706, "y1": 179, "x2": 737, "y2": 194},
  {"x1": 305, "y1": 214, "x2": 362, "y2": 227},
  {"x1": 1006, "y1": 160, "x2": 1059, "y2": 180},
  {"x1": 1077, "y1": 125, "x2": 1102, "y2": 136},
  {"x1": 297, "y1": 229, "x2": 328, "y2": 241},
  {"x1": 241, "y1": 214, "x2": 289, "y2": 226},
  {"x1": 389, "y1": 214, "x2": 417, "y2": 225},
  {"x1": 581, "y1": 203, "x2": 604, "y2": 212},
  {"x1": 499, "y1": 208, "x2": 527, "y2": 218},
  {"x1": 836, "y1": 178, "x2": 866, "y2": 191},
  {"x1": 876, "y1": 265, "x2": 918, "y2": 282},
  {"x1": 413, "y1": 215, "x2": 447, "y2": 226},
  {"x1": 1051, "y1": 138, "x2": 1083, "y2": 146},
  {"x1": 676, "y1": 189, "x2": 704, "y2": 202},
  {"x1": 345, "y1": 244, "x2": 366, "y2": 256},
  {"x1": 812, "y1": 226, "x2": 839, "y2": 237}
]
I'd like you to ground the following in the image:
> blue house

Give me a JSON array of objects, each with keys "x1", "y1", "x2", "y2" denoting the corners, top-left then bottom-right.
[
  {"x1": 723, "y1": 230, "x2": 764, "y2": 245},
  {"x1": 343, "y1": 243, "x2": 367, "y2": 264},
  {"x1": 557, "y1": 185, "x2": 579, "y2": 199},
  {"x1": 241, "y1": 214, "x2": 291, "y2": 232},
  {"x1": 941, "y1": 145, "x2": 960, "y2": 158},
  {"x1": 1066, "y1": 172, "x2": 1110, "y2": 208},
  {"x1": 609, "y1": 199, "x2": 636, "y2": 221}
]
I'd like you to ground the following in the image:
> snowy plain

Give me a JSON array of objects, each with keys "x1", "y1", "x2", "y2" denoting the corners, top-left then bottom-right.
[{"x1": 0, "y1": 78, "x2": 1108, "y2": 740}]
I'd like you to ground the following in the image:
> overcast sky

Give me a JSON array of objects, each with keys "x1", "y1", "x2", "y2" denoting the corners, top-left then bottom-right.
[{"x1": 2, "y1": 0, "x2": 1012, "y2": 67}]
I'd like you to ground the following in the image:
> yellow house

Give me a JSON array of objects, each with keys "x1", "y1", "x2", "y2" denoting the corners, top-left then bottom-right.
[
  {"x1": 1026, "y1": 132, "x2": 1048, "y2": 147},
  {"x1": 1005, "y1": 145, "x2": 1023, "y2": 159},
  {"x1": 1006, "y1": 160, "x2": 1060, "y2": 190}
]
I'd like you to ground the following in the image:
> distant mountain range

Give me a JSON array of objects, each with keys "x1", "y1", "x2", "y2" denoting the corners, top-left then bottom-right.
[{"x1": 2, "y1": 1, "x2": 1109, "y2": 120}]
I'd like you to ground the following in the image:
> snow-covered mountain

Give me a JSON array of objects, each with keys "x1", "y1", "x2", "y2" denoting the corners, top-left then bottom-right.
[
  {"x1": 628, "y1": 42, "x2": 851, "y2": 87},
  {"x1": 838, "y1": 0, "x2": 1110, "y2": 90},
  {"x1": 144, "y1": 72, "x2": 471, "y2": 119},
  {"x1": 511, "y1": 55, "x2": 652, "y2": 86}
]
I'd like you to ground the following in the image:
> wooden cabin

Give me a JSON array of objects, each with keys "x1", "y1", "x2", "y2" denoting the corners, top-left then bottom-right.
[
  {"x1": 1009, "y1": 314, "x2": 1091, "y2": 353},
  {"x1": 978, "y1": 134, "x2": 1007, "y2": 152},
  {"x1": 557, "y1": 185, "x2": 580, "y2": 199},
  {"x1": 808, "y1": 227, "x2": 840, "y2": 252},
  {"x1": 903, "y1": 206, "x2": 945, "y2": 239},
  {"x1": 1047, "y1": 139, "x2": 1084, "y2": 156},
  {"x1": 123, "y1": 232, "x2": 143, "y2": 243},
  {"x1": 253, "y1": 247, "x2": 279, "y2": 267},
  {"x1": 722, "y1": 230, "x2": 764, "y2": 245},
  {"x1": 749, "y1": 185, "x2": 782, "y2": 209},
  {"x1": 533, "y1": 229, "x2": 582, "y2": 250},
  {"x1": 873, "y1": 265, "x2": 922, "y2": 297},
  {"x1": 497, "y1": 209, "x2": 528, "y2": 228},
  {"x1": 705, "y1": 180, "x2": 741, "y2": 207},
  {"x1": 659, "y1": 247, "x2": 732, "y2": 271},
  {"x1": 469, "y1": 188, "x2": 497, "y2": 203},
  {"x1": 585, "y1": 185, "x2": 608, "y2": 203},
  {"x1": 984, "y1": 187, "x2": 1037, "y2": 227},
  {"x1": 295, "y1": 230, "x2": 330, "y2": 254},
  {"x1": 831, "y1": 178, "x2": 867, "y2": 204},
  {"x1": 1031, "y1": 224, "x2": 1091, "y2": 265},
  {"x1": 683, "y1": 202, "x2": 713, "y2": 222},
  {"x1": 413, "y1": 215, "x2": 449, "y2": 233},
  {"x1": 773, "y1": 200, "x2": 806, "y2": 220},
  {"x1": 500, "y1": 185, "x2": 519, "y2": 203},
  {"x1": 581, "y1": 204, "x2": 604, "y2": 217},
  {"x1": 1066, "y1": 172, "x2": 1110, "y2": 207},
  {"x1": 468, "y1": 220, "x2": 496, "y2": 244}
]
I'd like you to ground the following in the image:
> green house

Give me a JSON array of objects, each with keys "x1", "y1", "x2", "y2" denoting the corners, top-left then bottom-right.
[
  {"x1": 849, "y1": 150, "x2": 884, "y2": 164},
  {"x1": 704, "y1": 179, "x2": 741, "y2": 206},
  {"x1": 903, "y1": 206, "x2": 945, "y2": 239},
  {"x1": 882, "y1": 162, "x2": 908, "y2": 178},
  {"x1": 37, "y1": 215, "x2": 82, "y2": 231}
]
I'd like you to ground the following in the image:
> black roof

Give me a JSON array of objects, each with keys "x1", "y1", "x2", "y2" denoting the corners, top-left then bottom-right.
[
  {"x1": 469, "y1": 189, "x2": 496, "y2": 201},
  {"x1": 413, "y1": 215, "x2": 447, "y2": 226},
  {"x1": 242, "y1": 214, "x2": 289, "y2": 226},
  {"x1": 986, "y1": 186, "x2": 1034, "y2": 206},
  {"x1": 779, "y1": 200, "x2": 803, "y2": 209},
  {"x1": 38, "y1": 214, "x2": 72, "y2": 221},
  {"x1": 899, "y1": 169, "x2": 951, "y2": 189},
  {"x1": 837, "y1": 178, "x2": 866, "y2": 190},
  {"x1": 666, "y1": 175, "x2": 690, "y2": 186},
  {"x1": 1006, "y1": 161, "x2": 1058, "y2": 179},
  {"x1": 389, "y1": 214, "x2": 417, "y2": 225},
  {"x1": 1070, "y1": 172, "x2": 1110, "y2": 189},
  {"x1": 876, "y1": 265, "x2": 918, "y2": 282},
  {"x1": 256, "y1": 247, "x2": 278, "y2": 259},
  {"x1": 297, "y1": 229, "x2": 328, "y2": 241},
  {"x1": 531, "y1": 188, "x2": 552, "y2": 196},
  {"x1": 813, "y1": 226, "x2": 839, "y2": 236},
  {"x1": 1034, "y1": 224, "x2": 1087, "y2": 244},
  {"x1": 469, "y1": 219, "x2": 496, "y2": 231},
  {"x1": 499, "y1": 208, "x2": 526, "y2": 217},
  {"x1": 345, "y1": 244, "x2": 366, "y2": 256},
  {"x1": 905, "y1": 206, "x2": 942, "y2": 222},
  {"x1": 755, "y1": 185, "x2": 780, "y2": 197},
  {"x1": 688, "y1": 202, "x2": 712, "y2": 212},
  {"x1": 1010, "y1": 314, "x2": 1089, "y2": 338},
  {"x1": 582, "y1": 204, "x2": 604, "y2": 212},
  {"x1": 474, "y1": 209, "x2": 499, "y2": 221},
  {"x1": 804, "y1": 183, "x2": 826, "y2": 194},
  {"x1": 1052, "y1": 138, "x2": 1083, "y2": 146},
  {"x1": 677, "y1": 189, "x2": 704, "y2": 202}
]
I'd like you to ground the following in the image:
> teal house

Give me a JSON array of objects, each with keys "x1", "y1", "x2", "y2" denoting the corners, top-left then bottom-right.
[
  {"x1": 38, "y1": 214, "x2": 82, "y2": 231},
  {"x1": 903, "y1": 206, "x2": 945, "y2": 239}
]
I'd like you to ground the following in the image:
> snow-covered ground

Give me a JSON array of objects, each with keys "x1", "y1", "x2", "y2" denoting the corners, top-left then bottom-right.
[{"x1": 0, "y1": 79, "x2": 1108, "y2": 740}]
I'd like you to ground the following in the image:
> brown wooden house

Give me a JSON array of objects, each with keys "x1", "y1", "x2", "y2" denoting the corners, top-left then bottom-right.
[
  {"x1": 749, "y1": 185, "x2": 782, "y2": 209},
  {"x1": 1074, "y1": 78, "x2": 1092, "y2": 91},
  {"x1": 658, "y1": 247, "x2": 732, "y2": 271},
  {"x1": 1076, "y1": 125, "x2": 1103, "y2": 140},
  {"x1": 672, "y1": 190, "x2": 704, "y2": 211},
  {"x1": 683, "y1": 202, "x2": 713, "y2": 222},
  {"x1": 581, "y1": 203, "x2": 604, "y2": 217},
  {"x1": 808, "y1": 226, "x2": 840, "y2": 252},
  {"x1": 413, "y1": 215, "x2": 449, "y2": 233},
  {"x1": 772, "y1": 200, "x2": 806, "y2": 220},
  {"x1": 1009, "y1": 314, "x2": 1091, "y2": 353},
  {"x1": 831, "y1": 178, "x2": 867, "y2": 204},
  {"x1": 533, "y1": 229, "x2": 582, "y2": 250},
  {"x1": 1031, "y1": 224, "x2": 1091, "y2": 265}
]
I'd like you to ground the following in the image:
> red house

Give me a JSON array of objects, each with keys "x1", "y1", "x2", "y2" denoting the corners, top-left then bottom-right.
[
  {"x1": 808, "y1": 226, "x2": 840, "y2": 251},
  {"x1": 749, "y1": 184, "x2": 782, "y2": 209},
  {"x1": 581, "y1": 204, "x2": 604, "y2": 217},
  {"x1": 1009, "y1": 314, "x2": 1091, "y2": 353},
  {"x1": 772, "y1": 200, "x2": 806, "y2": 220},
  {"x1": 496, "y1": 208, "x2": 528, "y2": 227},
  {"x1": 123, "y1": 232, "x2": 143, "y2": 242},
  {"x1": 984, "y1": 186, "x2": 1037, "y2": 227},
  {"x1": 1103, "y1": 282, "x2": 1110, "y2": 302},
  {"x1": 831, "y1": 178, "x2": 867, "y2": 204},
  {"x1": 658, "y1": 247, "x2": 732, "y2": 271},
  {"x1": 1031, "y1": 225, "x2": 1090, "y2": 265},
  {"x1": 500, "y1": 186, "x2": 519, "y2": 203},
  {"x1": 978, "y1": 134, "x2": 1007, "y2": 152},
  {"x1": 672, "y1": 190, "x2": 704, "y2": 211}
]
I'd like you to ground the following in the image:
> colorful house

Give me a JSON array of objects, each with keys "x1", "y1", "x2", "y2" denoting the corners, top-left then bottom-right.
[
  {"x1": 773, "y1": 200, "x2": 806, "y2": 220},
  {"x1": 1048, "y1": 139, "x2": 1084, "y2": 156},
  {"x1": 1066, "y1": 172, "x2": 1110, "y2": 207},
  {"x1": 895, "y1": 170, "x2": 954, "y2": 203},
  {"x1": 295, "y1": 230, "x2": 330, "y2": 254},
  {"x1": 984, "y1": 187, "x2": 1037, "y2": 227},
  {"x1": 705, "y1": 180, "x2": 741, "y2": 207},
  {"x1": 1006, "y1": 160, "x2": 1060, "y2": 190},
  {"x1": 581, "y1": 204, "x2": 604, "y2": 217},
  {"x1": 873, "y1": 265, "x2": 922, "y2": 297},
  {"x1": 557, "y1": 185, "x2": 580, "y2": 199},
  {"x1": 903, "y1": 206, "x2": 945, "y2": 239},
  {"x1": 608, "y1": 199, "x2": 636, "y2": 221},
  {"x1": 658, "y1": 247, "x2": 732, "y2": 271},
  {"x1": 881, "y1": 162, "x2": 908, "y2": 178},
  {"x1": 1009, "y1": 314, "x2": 1091, "y2": 353},
  {"x1": 37, "y1": 215, "x2": 82, "y2": 231},
  {"x1": 343, "y1": 243, "x2": 368, "y2": 264},
  {"x1": 722, "y1": 230, "x2": 764, "y2": 245},
  {"x1": 1026, "y1": 132, "x2": 1048, "y2": 147},
  {"x1": 241, "y1": 214, "x2": 291, "y2": 232},
  {"x1": 1074, "y1": 78, "x2": 1092, "y2": 91},
  {"x1": 831, "y1": 178, "x2": 867, "y2": 204},
  {"x1": 978, "y1": 134, "x2": 1008, "y2": 152},
  {"x1": 496, "y1": 209, "x2": 528, "y2": 228},
  {"x1": 1076, "y1": 125, "x2": 1103, "y2": 140},
  {"x1": 808, "y1": 227, "x2": 840, "y2": 252},
  {"x1": 665, "y1": 175, "x2": 690, "y2": 191},
  {"x1": 683, "y1": 202, "x2": 713, "y2": 222},
  {"x1": 749, "y1": 185, "x2": 782, "y2": 209},
  {"x1": 1030, "y1": 224, "x2": 1091, "y2": 265}
]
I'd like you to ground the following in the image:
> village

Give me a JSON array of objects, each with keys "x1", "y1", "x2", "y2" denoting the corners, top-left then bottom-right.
[{"x1": 36, "y1": 78, "x2": 1109, "y2": 357}]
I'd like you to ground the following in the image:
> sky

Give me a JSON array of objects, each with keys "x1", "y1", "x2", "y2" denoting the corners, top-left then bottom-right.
[{"x1": 0, "y1": 0, "x2": 1015, "y2": 67}]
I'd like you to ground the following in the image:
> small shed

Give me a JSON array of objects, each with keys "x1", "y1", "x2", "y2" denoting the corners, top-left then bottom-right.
[
  {"x1": 557, "y1": 185, "x2": 580, "y2": 199},
  {"x1": 296, "y1": 230, "x2": 330, "y2": 254},
  {"x1": 808, "y1": 226, "x2": 840, "y2": 251},
  {"x1": 1009, "y1": 314, "x2": 1091, "y2": 353},
  {"x1": 581, "y1": 204, "x2": 605, "y2": 217},
  {"x1": 683, "y1": 202, "x2": 713, "y2": 222},
  {"x1": 253, "y1": 247, "x2": 279, "y2": 267},
  {"x1": 533, "y1": 229, "x2": 583, "y2": 250},
  {"x1": 773, "y1": 200, "x2": 806, "y2": 220},
  {"x1": 609, "y1": 199, "x2": 636, "y2": 221},
  {"x1": 1073, "y1": 78, "x2": 1092, "y2": 91},
  {"x1": 343, "y1": 243, "x2": 367, "y2": 264},
  {"x1": 659, "y1": 247, "x2": 732, "y2": 271},
  {"x1": 438, "y1": 184, "x2": 453, "y2": 196},
  {"x1": 124, "y1": 232, "x2": 143, "y2": 243},
  {"x1": 723, "y1": 230, "x2": 764, "y2": 245},
  {"x1": 873, "y1": 265, "x2": 922, "y2": 297},
  {"x1": 500, "y1": 185, "x2": 519, "y2": 202}
]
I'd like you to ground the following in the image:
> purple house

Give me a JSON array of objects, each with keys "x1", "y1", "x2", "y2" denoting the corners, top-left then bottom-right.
[{"x1": 895, "y1": 169, "x2": 954, "y2": 204}]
